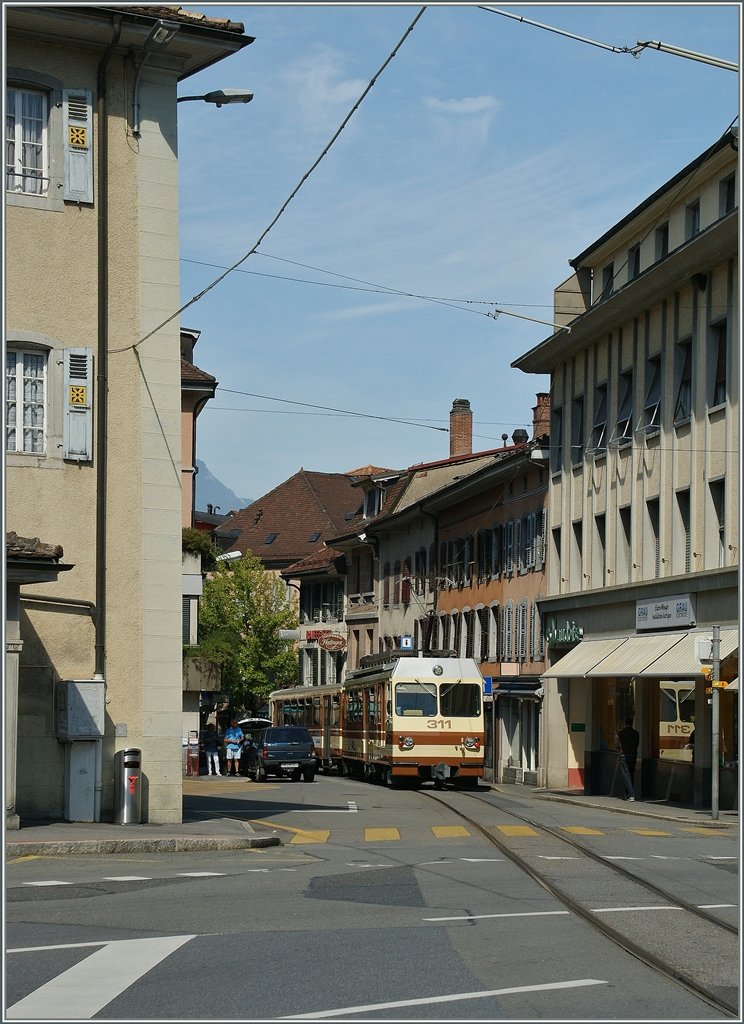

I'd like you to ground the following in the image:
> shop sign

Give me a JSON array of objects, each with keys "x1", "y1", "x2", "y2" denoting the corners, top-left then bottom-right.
[
  {"x1": 318, "y1": 633, "x2": 346, "y2": 652},
  {"x1": 545, "y1": 618, "x2": 584, "y2": 646},
  {"x1": 636, "y1": 593, "x2": 695, "y2": 631},
  {"x1": 305, "y1": 630, "x2": 331, "y2": 641}
]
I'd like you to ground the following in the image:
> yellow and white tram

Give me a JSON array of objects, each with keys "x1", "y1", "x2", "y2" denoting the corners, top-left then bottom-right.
[{"x1": 270, "y1": 652, "x2": 484, "y2": 786}]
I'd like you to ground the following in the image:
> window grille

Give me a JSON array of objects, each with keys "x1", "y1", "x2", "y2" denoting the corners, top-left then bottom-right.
[{"x1": 677, "y1": 490, "x2": 691, "y2": 573}]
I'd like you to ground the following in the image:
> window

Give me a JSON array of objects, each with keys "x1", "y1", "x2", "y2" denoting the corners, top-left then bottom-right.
[
  {"x1": 477, "y1": 528, "x2": 490, "y2": 583},
  {"x1": 685, "y1": 200, "x2": 700, "y2": 239},
  {"x1": 571, "y1": 395, "x2": 584, "y2": 463},
  {"x1": 600, "y1": 263, "x2": 614, "y2": 300},
  {"x1": 503, "y1": 519, "x2": 515, "y2": 577},
  {"x1": 453, "y1": 612, "x2": 462, "y2": 657},
  {"x1": 6, "y1": 349, "x2": 46, "y2": 453},
  {"x1": 612, "y1": 370, "x2": 633, "y2": 444},
  {"x1": 647, "y1": 499, "x2": 660, "y2": 578},
  {"x1": 6, "y1": 87, "x2": 47, "y2": 195},
  {"x1": 594, "y1": 513, "x2": 606, "y2": 586},
  {"x1": 478, "y1": 607, "x2": 490, "y2": 661},
  {"x1": 529, "y1": 600, "x2": 544, "y2": 661},
  {"x1": 522, "y1": 474, "x2": 529, "y2": 493},
  {"x1": 520, "y1": 512, "x2": 537, "y2": 572},
  {"x1": 308, "y1": 532, "x2": 321, "y2": 543},
  {"x1": 709, "y1": 480, "x2": 725, "y2": 567},
  {"x1": 572, "y1": 520, "x2": 583, "y2": 585},
  {"x1": 428, "y1": 543, "x2": 437, "y2": 592},
  {"x1": 655, "y1": 223, "x2": 669, "y2": 262},
  {"x1": 363, "y1": 487, "x2": 383, "y2": 518},
  {"x1": 677, "y1": 489, "x2": 691, "y2": 574},
  {"x1": 264, "y1": 533, "x2": 277, "y2": 545},
  {"x1": 382, "y1": 563, "x2": 390, "y2": 607},
  {"x1": 489, "y1": 604, "x2": 500, "y2": 660},
  {"x1": 441, "y1": 613, "x2": 451, "y2": 650},
  {"x1": 674, "y1": 339, "x2": 692, "y2": 423},
  {"x1": 719, "y1": 174, "x2": 736, "y2": 217},
  {"x1": 535, "y1": 507, "x2": 547, "y2": 571},
  {"x1": 590, "y1": 383, "x2": 608, "y2": 454},
  {"x1": 465, "y1": 609, "x2": 475, "y2": 659},
  {"x1": 551, "y1": 406, "x2": 563, "y2": 471},
  {"x1": 619, "y1": 506, "x2": 632, "y2": 583},
  {"x1": 628, "y1": 243, "x2": 641, "y2": 281},
  {"x1": 491, "y1": 525, "x2": 502, "y2": 577},
  {"x1": 712, "y1": 321, "x2": 727, "y2": 406},
  {"x1": 641, "y1": 355, "x2": 662, "y2": 430},
  {"x1": 440, "y1": 682, "x2": 480, "y2": 718},
  {"x1": 551, "y1": 527, "x2": 562, "y2": 588},
  {"x1": 393, "y1": 560, "x2": 401, "y2": 605}
]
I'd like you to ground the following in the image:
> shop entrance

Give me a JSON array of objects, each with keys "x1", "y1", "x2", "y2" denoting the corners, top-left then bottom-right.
[{"x1": 499, "y1": 695, "x2": 540, "y2": 784}]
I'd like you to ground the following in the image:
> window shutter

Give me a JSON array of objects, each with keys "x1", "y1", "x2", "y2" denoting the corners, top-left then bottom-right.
[
  {"x1": 63, "y1": 347, "x2": 93, "y2": 460},
  {"x1": 501, "y1": 601, "x2": 514, "y2": 661},
  {"x1": 401, "y1": 559, "x2": 411, "y2": 605},
  {"x1": 517, "y1": 600, "x2": 528, "y2": 662},
  {"x1": 535, "y1": 507, "x2": 547, "y2": 570},
  {"x1": 63, "y1": 90, "x2": 93, "y2": 203},
  {"x1": 516, "y1": 517, "x2": 523, "y2": 574},
  {"x1": 504, "y1": 520, "x2": 514, "y2": 577}
]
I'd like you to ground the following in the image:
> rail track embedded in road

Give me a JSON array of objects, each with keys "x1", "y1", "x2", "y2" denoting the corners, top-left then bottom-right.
[{"x1": 421, "y1": 788, "x2": 738, "y2": 1019}]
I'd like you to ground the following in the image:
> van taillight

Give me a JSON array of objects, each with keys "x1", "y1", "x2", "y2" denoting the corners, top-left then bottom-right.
[
  {"x1": 262, "y1": 747, "x2": 268, "y2": 758},
  {"x1": 310, "y1": 744, "x2": 316, "y2": 757}
]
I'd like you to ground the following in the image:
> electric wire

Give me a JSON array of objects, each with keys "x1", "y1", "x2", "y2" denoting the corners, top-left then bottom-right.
[{"x1": 113, "y1": 7, "x2": 427, "y2": 355}]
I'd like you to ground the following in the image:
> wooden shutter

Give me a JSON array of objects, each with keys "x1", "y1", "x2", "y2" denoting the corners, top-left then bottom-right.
[
  {"x1": 504, "y1": 520, "x2": 514, "y2": 577},
  {"x1": 501, "y1": 601, "x2": 514, "y2": 661},
  {"x1": 63, "y1": 347, "x2": 93, "y2": 460},
  {"x1": 490, "y1": 603, "x2": 500, "y2": 660},
  {"x1": 535, "y1": 507, "x2": 547, "y2": 570},
  {"x1": 383, "y1": 564, "x2": 390, "y2": 607},
  {"x1": 63, "y1": 90, "x2": 93, "y2": 203},
  {"x1": 402, "y1": 558, "x2": 411, "y2": 604},
  {"x1": 517, "y1": 600, "x2": 528, "y2": 661},
  {"x1": 516, "y1": 517, "x2": 523, "y2": 574}
]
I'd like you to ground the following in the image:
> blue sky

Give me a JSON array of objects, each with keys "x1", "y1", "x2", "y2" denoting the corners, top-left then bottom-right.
[{"x1": 176, "y1": 3, "x2": 739, "y2": 504}]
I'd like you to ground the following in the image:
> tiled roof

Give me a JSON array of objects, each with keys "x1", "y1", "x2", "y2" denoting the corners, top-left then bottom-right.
[
  {"x1": 283, "y1": 546, "x2": 345, "y2": 577},
  {"x1": 181, "y1": 357, "x2": 217, "y2": 387},
  {"x1": 227, "y1": 470, "x2": 362, "y2": 566},
  {"x1": 346, "y1": 464, "x2": 397, "y2": 478},
  {"x1": 7, "y1": 531, "x2": 63, "y2": 560},
  {"x1": 111, "y1": 6, "x2": 247, "y2": 34}
]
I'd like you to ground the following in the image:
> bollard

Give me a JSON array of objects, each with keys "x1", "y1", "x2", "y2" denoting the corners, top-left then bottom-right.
[{"x1": 114, "y1": 747, "x2": 142, "y2": 824}]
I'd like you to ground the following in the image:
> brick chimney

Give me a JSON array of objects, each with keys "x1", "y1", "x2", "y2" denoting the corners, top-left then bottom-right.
[
  {"x1": 532, "y1": 393, "x2": 550, "y2": 438},
  {"x1": 449, "y1": 399, "x2": 472, "y2": 458}
]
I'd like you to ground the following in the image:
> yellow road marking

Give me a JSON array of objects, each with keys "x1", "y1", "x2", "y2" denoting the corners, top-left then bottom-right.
[
  {"x1": 497, "y1": 825, "x2": 539, "y2": 837},
  {"x1": 431, "y1": 826, "x2": 470, "y2": 838},
  {"x1": 627, "y1": 829, "x2": 672, "y2": 836},
  {"x1": 679, "y1": 827, "x2": 735, "y2": 836},
  {"x1": 365, "y1": 828, "x2": 400, "y2": 841},
  {"x1": 561, "y1": 827, "x2": 605, "y2": 835},
  {"x1": 290, "y1": 831, "x2": 330, "y2": 845},
  {"x1": 182, "y1": 780, "x2": 281, "y2": 794}
]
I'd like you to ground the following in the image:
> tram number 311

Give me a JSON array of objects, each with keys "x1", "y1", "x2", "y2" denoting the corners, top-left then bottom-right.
[{"x1": 427, "y1": 719, "x2": 452, "y2": 729}]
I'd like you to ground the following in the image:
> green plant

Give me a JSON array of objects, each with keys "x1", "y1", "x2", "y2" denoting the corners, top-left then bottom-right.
[{"x1": 182, "y1": 527, "x2": 220, "y2": 572}]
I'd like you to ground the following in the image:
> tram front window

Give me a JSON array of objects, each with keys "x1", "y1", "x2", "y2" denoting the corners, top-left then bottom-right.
[
  {"x1": 440, "y1": 682, "x2": 481, "y2": 717},
  {"x1": 395, "y1": 681, "x2": 437, "y2": 717}
]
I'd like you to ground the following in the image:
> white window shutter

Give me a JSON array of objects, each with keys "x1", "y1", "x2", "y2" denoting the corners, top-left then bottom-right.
[
  {"x1": 63, "y1": 90, "x2": 93, "y2": 203},
  {"x1": 63, "y1": 347, "x2": 93, "y2": 460},
  {"x1": 517, "y1": 600, "x2": 527, "y2": 661}
]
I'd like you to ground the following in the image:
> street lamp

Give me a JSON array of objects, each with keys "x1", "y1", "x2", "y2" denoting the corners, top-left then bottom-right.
[
  {"x1": 132, "y1": 19, "x2": 181, "y2": 137},
  {"x1": 178, "y1": 89, "x2": 254, "y2": 107}
]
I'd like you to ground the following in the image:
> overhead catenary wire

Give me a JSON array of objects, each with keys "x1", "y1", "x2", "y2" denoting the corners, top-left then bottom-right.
[{"x1": 114, "y1": 7, "x2": 427, "y2": 355}]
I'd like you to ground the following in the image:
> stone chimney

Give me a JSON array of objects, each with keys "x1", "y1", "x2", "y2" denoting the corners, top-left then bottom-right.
[
  {"x1": 449, "y1": 399, "x2": 472, "y2": 458},
  {"x1": 532, "y1": 393, "x2": 550, "y2": 438}
]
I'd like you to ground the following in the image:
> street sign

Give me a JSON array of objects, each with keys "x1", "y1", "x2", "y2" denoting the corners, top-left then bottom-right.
[{"x1": 278, "y1": 629, "x2": 301, "y2": 640}]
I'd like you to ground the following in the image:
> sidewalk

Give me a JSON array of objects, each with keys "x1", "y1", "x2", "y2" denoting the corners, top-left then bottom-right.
[
  {"x1": 6, "y1": 806, "x2": 281, "y2": 859},
  {"x1": 502, "y1": 784, "x2": 738, "y2": 828}
]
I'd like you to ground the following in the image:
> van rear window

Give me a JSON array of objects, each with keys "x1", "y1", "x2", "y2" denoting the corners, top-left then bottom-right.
[{"x1": 266, "y1": 728, "x2": 312, "y2": 744}]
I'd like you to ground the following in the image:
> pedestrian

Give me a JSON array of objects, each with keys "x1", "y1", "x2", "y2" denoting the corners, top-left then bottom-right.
[
  {"x1": 202, "y1": 721, "x2": 221, "y2": 776},
  {"x1": 223, "y1": 719, "x2": 245, "y2": 777},
  {"x1": 616, "y1": 716, "x2": 640, "y2": 801}
]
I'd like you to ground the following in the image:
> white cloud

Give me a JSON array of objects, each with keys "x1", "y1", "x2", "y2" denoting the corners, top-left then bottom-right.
[
  {"x1": 425, "y1": 95, "x2": 501, "y2": 114},
  {"x1": 285, "y1": 48, "x2": 367, "y2": 127}
]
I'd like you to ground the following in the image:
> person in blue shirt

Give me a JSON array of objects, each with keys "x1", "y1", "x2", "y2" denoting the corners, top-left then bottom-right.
[{"x1": 223, "y1": 719, "x2": 245, "y2": 777}]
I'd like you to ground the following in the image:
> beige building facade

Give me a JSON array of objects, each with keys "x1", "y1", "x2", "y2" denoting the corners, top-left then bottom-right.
[
  {"x1": 5, "y1": 7, "x2": 251, "y2": 824},
  {"x1": 514, "y1": 129, "x2": 738, "y2": 807}
]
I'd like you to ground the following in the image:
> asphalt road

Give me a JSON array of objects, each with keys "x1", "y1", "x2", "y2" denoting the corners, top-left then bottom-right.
[{"x1": 5, "y1": 776, "x2": 738, "y2": 1020}]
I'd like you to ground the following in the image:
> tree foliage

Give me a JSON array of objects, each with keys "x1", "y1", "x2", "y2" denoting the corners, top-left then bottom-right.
[
  {"x1": 196, "y1": 551, "x2": 298, "y2": 708},
  {"x1": 182, "y1": 527, "x2": 220, "y2": 572}
]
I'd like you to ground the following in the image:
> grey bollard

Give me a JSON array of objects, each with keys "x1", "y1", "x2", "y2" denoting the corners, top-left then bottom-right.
[{"x1": 114, "y1": 747, "x2": 142, "y2": 824}]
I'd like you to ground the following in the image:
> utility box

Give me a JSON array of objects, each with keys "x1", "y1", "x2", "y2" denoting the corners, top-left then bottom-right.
[{"x1": 56, "y1": 680, "x2": 105, "y2": 740}]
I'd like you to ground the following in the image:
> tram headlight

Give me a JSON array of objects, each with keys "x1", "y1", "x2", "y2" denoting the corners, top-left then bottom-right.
[
  {"x1": 464, "y1": 736, "x2": 479, "y2": 751},
  {"x1": 398, "y1": 735, "x2": 415, "y2": 750}
]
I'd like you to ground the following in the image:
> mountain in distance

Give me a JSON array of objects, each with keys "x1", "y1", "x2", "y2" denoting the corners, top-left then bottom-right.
[{"x1": 195, "y1": 460, "x2": 251, "y2": 514}]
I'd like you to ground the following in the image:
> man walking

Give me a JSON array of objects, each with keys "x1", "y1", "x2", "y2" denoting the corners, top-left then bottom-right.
[
  {"x1": 223, "y1": 719, "x2": 245, "y2": 777},
  {"x1": 616, "y1": 716, "x2": 640, "y2": 801},
  {"x1": 202, "y1": 721, "x2": 221, "y2": 776}
]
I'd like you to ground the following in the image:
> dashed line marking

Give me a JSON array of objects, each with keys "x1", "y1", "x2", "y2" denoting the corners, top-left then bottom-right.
[
  {"x1": 419, "y1": 860, "x2": 452, "y2": 865},
  {"x1": 561, "y1": 827, "x2": 604, "y2": 835},
  {"x1": 627, "y1": 829, "x2": 672, "y2": 837},
  {"x1": 605, "y1": 856, "x2": 644, "y2": 860},
  {"x1": 460, "y1": 858, "x2": 504, "y2": 862},
  {"x1": 424, "y1": 910, "x2": 570, "y2": 922},
  {"x1": 22, "y1": 881, "x2": 73, "y2": 887},
  {"x1": 538, "y1": 856, "x2": 578, "y2": 860},
  {"x1": 431, "y1": 825, "x2": 470, "y2": 838},
  {"x1": 365, "y1": 828, "x2": 400, "y2": 841},
  {"x1": 496, "y1": 825, "x2": 539, "y2": 837},
  {"x1": 177, "y1": 872, "x2": 226, "y2": 877},
  {"x1": 698, "y1": 903, "x2": 737, "y2": 909},
  {"x1": 592, "y1": 906, "x2": 681, "y2": 913},
  {"x1": 680, "y1": 827, "x2": 735, "y2": 836},
  {"x1": 101, "y1": 876, "x2": 151, "y2": 882}
]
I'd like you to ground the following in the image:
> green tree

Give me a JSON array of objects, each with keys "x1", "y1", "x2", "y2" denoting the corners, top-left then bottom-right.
[{"x1": 197, "y1": 551, "x2": 298, "y2": 708}]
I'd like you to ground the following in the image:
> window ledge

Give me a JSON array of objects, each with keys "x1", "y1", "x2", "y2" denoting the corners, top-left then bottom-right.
[
  {"x1": 708, "y1": 403, "x2": 727, "y2": 418},
  {"x1": 7, "y1": 191, "x2": 64, "y2": 213},
  {"x1": 610, "y1": 440, "x2": 633, "y2": 452},
  {"x1": 674, "y1": 416, "x2": 691, "y2": 429},
  {"x1": 639, "y1": 428, "x2": 661, "y2": 441}
]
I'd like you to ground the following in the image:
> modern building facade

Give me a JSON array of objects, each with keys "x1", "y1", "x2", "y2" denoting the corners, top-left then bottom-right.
[{"x1": 513, "y1": 129, "x2": 738, "y2": 807}]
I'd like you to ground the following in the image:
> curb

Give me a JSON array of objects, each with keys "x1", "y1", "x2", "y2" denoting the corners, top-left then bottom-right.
[
  {"x1": 535, "y1": 793, "x2": 738, "y2": 828},
  {"x1": 6, "y1": 835, "x2": 281, "y2": 859}
]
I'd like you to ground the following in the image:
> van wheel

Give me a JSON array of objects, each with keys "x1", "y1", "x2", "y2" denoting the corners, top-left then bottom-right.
[
  {"x1": 290, "y1": 770, "x2": 301, "y2": 782},
  {"x1": 302, "y1": 771, "x2": 315, "y2": 783}
]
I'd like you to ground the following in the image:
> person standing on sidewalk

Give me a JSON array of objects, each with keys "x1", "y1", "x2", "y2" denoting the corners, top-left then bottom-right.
[
  {"x1": 202, "y1": 722, "x2": 221, "y2": 776},
  {"x1": 616, "y1": 717, "x2": 640, "y2": 801},
  {"x1": 223, "y1": 719, "x2": 245, "y2": 777}
]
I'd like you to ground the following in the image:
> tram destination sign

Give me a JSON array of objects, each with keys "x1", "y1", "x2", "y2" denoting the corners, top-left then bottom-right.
[{"x1": 636, "y1": 593, "x2": 695, "y2": 631}]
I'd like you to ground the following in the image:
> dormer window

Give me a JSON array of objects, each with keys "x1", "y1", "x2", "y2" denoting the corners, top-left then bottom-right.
[{"x1": 363, "y1": 488, "x2": 383, "y2": 519}]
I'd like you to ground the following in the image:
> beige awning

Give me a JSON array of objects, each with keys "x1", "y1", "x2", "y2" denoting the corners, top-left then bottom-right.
[
  {"x1": 726, "y1": 678, "x2": 738, "y2": 692},
  {"x1": 586, "y1": 633, "x2": 684, "y2": 676},
  {"x1": 544, "y1": 638, "x2": 628, "y2": 677},
  {"x1": 640, "y1": 627, "x2": 739, "y2": 677}
]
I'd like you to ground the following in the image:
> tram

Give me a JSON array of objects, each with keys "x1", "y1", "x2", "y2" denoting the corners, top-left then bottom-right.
[{"x1": 269, "y1": 652, "x2": 485, "y2": 786}]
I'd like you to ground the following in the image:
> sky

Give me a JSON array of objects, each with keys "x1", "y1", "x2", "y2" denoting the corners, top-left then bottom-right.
[{"x1": 175, "y1": 3, "x2": 739, "y2": 504}]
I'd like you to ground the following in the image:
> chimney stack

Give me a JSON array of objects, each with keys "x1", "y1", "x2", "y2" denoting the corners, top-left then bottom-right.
[
  {"x1": 532, "y1": 392, "x2": 550, "y2": 438},
  {"x1": 449, "y1": 399, "x2": 472, "y2": 458}
]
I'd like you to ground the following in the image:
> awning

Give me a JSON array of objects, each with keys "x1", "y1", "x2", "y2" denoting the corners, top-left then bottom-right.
[
  {"x1": 544, "y1": 638, "x2": 627, "y2": 677},
  {"x1": 586, "y1": 633, "x2": 682, "y2": 676},
  {"x1": 726, "y1": 678, "x2": 738, "y2": 692},
  {"x1": 641, "y1": 628, "x2": 739, "y2": 677}
]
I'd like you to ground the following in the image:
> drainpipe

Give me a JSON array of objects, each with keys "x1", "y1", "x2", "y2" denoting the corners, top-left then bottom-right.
[{"x1": 94, "y1": 14, "x2": 122, "y2": 822}]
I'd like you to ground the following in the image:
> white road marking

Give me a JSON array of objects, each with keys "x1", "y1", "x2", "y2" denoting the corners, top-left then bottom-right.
[
  {"x1": 5, "y1": 934, "x2": 194, "y2": 1019},
  {"x1": 101, "y1": 876, "x2": 151, "y2": 881},
  {"x1": 348, "y1": 801, "x2": 357, "y2": 812},
  {"x1": 460, "y1": 858, "x2": 504, "y2": 862},
  {"x1": 649, "y1": 856, "x2": 684, "y2": 860},
  {"x1": 8, "y1": 942, "x2": 108, "y2": 954},
  {"x1": 246, "y1": 869, "x2": 269, "y2": 873},
  {"x1": 704, "y1": 856, "x2": 738, "y2": 860},
  {"x1": 538, "y1": 856, "x2": 578, "y2": 860},
  {"x1": 591, "y1": 906, "x2": 681, "y2": 913},
  {"x1": 278, "y1": 868, "x2": 298, "y2": 872},
  {"x1": 698, "y1": 903, "x2": 737, "y2": 909},
  {"x1": 345, "y1": 863, "x2": 393, "y2": 868},
  {"x1": 21, "y1": 881, "x2": 72, "y2": 887},
  {"x1": 280, "y1": 978, "x2": 608, "y2": 1018},
  {"x1": 605, "y1": 856, "x2": 644, "y2": 860},
  {"x1": 177, "y1": 872, "x2": 226, "y2": 877},
  {"x1": 424, "y1": 910, "x2": 569, "y2": 922},
  {"x1": 418, "y1": 860, "x2": 452, "y2": 865},
  {"x1": 293, "y1": 802, "x2": 358, "y2": 814}
]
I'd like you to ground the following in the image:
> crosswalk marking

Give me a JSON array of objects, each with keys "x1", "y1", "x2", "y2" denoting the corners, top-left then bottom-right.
[
  {"x1": 431, "y1": 825, "x2": 470, "y2": 838},
  {"x1": 679, "y1": 827, "x2": 731, "y2": 836},
  {"x1": 497, "y1": 825, "x2": 539, "y2": 837},
  {"x1": 6, "y1": 935, "x2": 194, "y2": 1019},
  {"x1": 365, "y1": 828, "x2": 400, "y2": 841},
  {"x1": 22, "y1": 881, "x2": 72, "y2": 887},
  {"x1": 627, "y1": 829, "x2": 672, "y2": 836},
  {"x1": 561, "y1": 827, "x2": 604, "y2": 835}
]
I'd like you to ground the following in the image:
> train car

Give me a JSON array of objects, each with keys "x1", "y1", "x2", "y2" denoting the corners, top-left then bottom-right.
[
  {"x1": 269, "y1": 683, "x2": 344, "y2": 771},
  {"x1": 342, "y1": 652, "x2": 484, "y2": 787}
]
